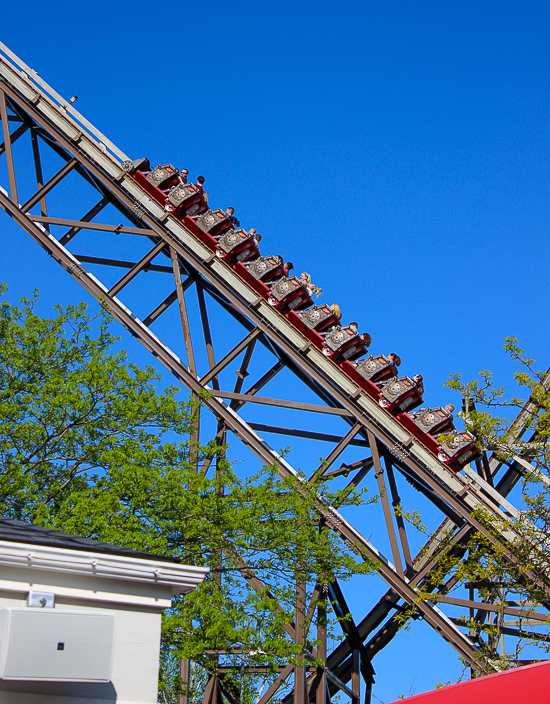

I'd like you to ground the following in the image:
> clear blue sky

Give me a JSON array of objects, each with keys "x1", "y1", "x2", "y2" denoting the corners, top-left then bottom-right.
[{"x1": 1, "y1": 1, "x2": 549, "y2": 700}]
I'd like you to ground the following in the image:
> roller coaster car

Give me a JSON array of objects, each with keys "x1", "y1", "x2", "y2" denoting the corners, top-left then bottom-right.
[
  {"x1": 166, "y1": 183, "x2": 206, "y2": 217},
  {"x1": 379, "y1": 376, "x2": 423, "y2": 414},
  {"x1": 123, "y1": 159, "x2": 183, "y2": 210},
  {"x1": 268, "y1": 277, "x2": 312, "y2": 313},
  {"x1": 322, "y1": 326, "x2": 367, "y2": 364},
  {"x1": 296, "y1": 304, "x2": 339, "y2": 333},
  {"x1": 216, "y1": 229, "x2": 259, "y2": 265},
  {"x1": 354, "y1": 354, "x2": 397, "y2": 385},
  {"x1": 145, "y1": 163, "x2": 180, "y2": 191},
  {"x1": 245, "y1": 256, "x2": 285, "y2": 284},
  {"x1": 195, "y1": 209, "x2": 232, "y2": 238},
  {"x1": 412, "y1": 407, "x2": 455, "y2": 438},
  {"x1": 438, "y1": 431, "x2": 481, "y2": 470},
  {"x1": 122, "y1": 157, "x2": 151, "y2": 174}
]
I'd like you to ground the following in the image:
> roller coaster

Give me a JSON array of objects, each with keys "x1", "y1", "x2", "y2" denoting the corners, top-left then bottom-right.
[{"x1": 0, "y1": 40, "x2": 549, "y2": 704}]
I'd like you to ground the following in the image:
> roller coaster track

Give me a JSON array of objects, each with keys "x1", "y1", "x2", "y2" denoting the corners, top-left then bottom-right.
[{"x1": 0, "y1": 41, "x2": 548, "y2": 703}]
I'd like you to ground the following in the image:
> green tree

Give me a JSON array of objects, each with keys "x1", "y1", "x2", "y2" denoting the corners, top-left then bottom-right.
[
  {"x1": 0, "y1": 286, "x2": 375, "y2": 702},
  {"x1": 415, "y1": 338, "x2": 550, "y2": 670}
]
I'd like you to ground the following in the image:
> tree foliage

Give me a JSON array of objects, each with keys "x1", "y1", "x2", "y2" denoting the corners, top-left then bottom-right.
[
  {"x1": 0, "y1": 286, "x2": 375, "y2": 701},
  {"x1": 416, "y1": 338, "x2": 550, "y2": 670}
]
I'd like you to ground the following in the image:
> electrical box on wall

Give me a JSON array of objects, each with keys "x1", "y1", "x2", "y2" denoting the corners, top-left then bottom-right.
[{"x1": 0, "y1": 608, "x2": 116, "y2": 682}]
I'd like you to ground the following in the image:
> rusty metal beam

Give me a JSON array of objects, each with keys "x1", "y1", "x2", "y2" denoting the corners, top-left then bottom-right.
[
  {"x1": 211, "y1": 391, "x2": 354, "y2": 417},
  {"x1": 385, "y1": 459, "x2": 414, "y2": 576},
  {"x1": 196, "y1": 284, "x2": 219, "y2": 391},
  {"x1": 20, "y1": 156, "x2": 78, "y2": 213},
  {"x1": 170, "y1": 247, "x2": 197, "y2": 375},
  {"x1": 31, "y1": 214, "x2": 153, "y2": 238},
  {"x1": 108, "y1": 240, "x2": 166, "y2": 297},
  {"x1": 0, "y1": 120, "x2": 28, "y2": 157},
  {"x1": 200, "y1": 329, "x2": 261, "y2": 386},
  {"x1": 369, "y1": 430, "x2": 404, "y2": 577},
  {"x1": 230, "y1": 335, "x2": 258, "y2": 406},
  {"x1": 424, "y1": 594, "x2": 548, "y2": 622},
  {"x1": 142, "y1": 289, "x2": 179, "y2": 327},
  {"x1": 247, "y1": 423, "x2": 371, "y2": 447},
  {"x1": 309, "y1": 422, "x2": 363, "y2": 482},
  {"x1": 29, "y1": 127, "x2": 49, "y2": 232},
  {"x1": 0, "y1": 90, "x2": 18, "y2": 203},
  {"x1": 58, "y1": 197, "x2": 110, "y2": 245},
  {"x1": 257, "y1": 665, "x2": 293, "y2": 704},
  {"x1": 75, "y1": 254, "x2": 173, "y2": 274},
  {"x1": 232, "y1": 361, "x2": 285, "y2": 411}
]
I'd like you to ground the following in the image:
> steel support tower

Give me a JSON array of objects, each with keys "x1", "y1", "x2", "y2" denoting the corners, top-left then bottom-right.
[{"x1": 0, "y1": 42, "x2": 548, "y2": 704}]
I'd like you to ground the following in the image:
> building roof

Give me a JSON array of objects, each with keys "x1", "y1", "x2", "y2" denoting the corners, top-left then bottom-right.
[{"x1": 0, "y1": 517, "x2": 179, "y2": 563}]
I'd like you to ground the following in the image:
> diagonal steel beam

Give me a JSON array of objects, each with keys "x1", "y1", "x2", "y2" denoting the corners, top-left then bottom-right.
[
  {"x1": 142, "y1": 289, "x2": 179, "y2": 327},
  {"x1": 170, "y1": 247, "x2": 197, "y2": 375},
  {"x1": 230, "y1": 335, "x2": 258, "y2": 407},
  {"x1": 0, "y1": 120, "x2": 28, "y2": 157},
  {"x1": 59, "y1": 197, "x2": 110, "y2": 245},
  {"x1": 20, "y1": 156, "x2": 78, "y2": 213},
  {"x1": 385, "y1": 459, "x2": 414, "y2": 576},
  {"x1": 309, "y1": 422, "x2": 363, "y2": 482},
  {"x1": 200, "y1": 329, "x2": 261, "y2": 386},
  {"x1": 108, "y1": 239, "x2": 166, "y2": 297},
  {"x1": 369, "y1": 430, "x2": 404, "y2": 576},
  {"x1": 232, "y1": 362, "x2": 285, "y2": 411}
]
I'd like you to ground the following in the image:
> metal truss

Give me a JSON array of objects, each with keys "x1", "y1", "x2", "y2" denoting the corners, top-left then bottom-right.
[{"x1": 1, "y1": 43, "x2": 549, "y2": 703}]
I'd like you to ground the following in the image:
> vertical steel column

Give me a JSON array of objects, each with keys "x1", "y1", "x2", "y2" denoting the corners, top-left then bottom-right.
[
  {"x1": 384, "y1": 460, "x2": 414, "y2": 576},
  {"x1": 178, "y1": 658, "x2": 191, "y2": 704},
  {"x1": 351, "y1": 650, "x2": 360, "y2": 702},
  {"x1": 295, "y1": 580, "x2": 307, "y2": 704},
  {"x1": 30, "y1": 127, "x2": 49, "y2": 232},
  {"x1": 316, "y1": 584, "x2": 327, "y2": 704},
  {"x1": 0, "y1": 90, "x2": 18, "y2": 203},
  {"x1": 368, "y1": 431, "x2": 404, "y2": 576}
]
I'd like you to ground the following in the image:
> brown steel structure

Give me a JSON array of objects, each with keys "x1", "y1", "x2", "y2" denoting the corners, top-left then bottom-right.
[{"x1": 1, "y1": 42, "x2": 549, "y2": 703}]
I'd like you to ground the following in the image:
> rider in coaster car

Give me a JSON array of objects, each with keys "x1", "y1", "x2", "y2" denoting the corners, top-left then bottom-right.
[
  {"x1": 412, "y1": 374, "x2": 424, "y2": 395},
  {"x1": 300, "y1": 272, "x2": 322, "y2": 297},
  {"x1": 178, "y1": 168, "x2": 189, "y2": 184},
  {"x1": 283, "y1": 261, "x2": 294, "y2": 276},
  {"x1": 346, "y1": 322, "x2": 372, "y2": 355},
  {"x1": 225, "y1": 207, "x2": 239, "y2": 227},
  {"x1": 388, "y1": 352, "x2": 401, "y2": 375},
  {"x1": 195, "y1": 176, "x2": 208, "y2": 204}
]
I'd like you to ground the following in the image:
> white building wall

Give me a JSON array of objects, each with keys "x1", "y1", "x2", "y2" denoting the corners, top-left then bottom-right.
[{"x1": 0, "y1": 559, "x2": 192, "y2": 703}]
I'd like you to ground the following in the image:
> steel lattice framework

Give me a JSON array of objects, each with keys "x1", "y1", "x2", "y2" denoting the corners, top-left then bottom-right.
[{"x1": 1, "y1": 41, "x2": 549, "y2": 704}]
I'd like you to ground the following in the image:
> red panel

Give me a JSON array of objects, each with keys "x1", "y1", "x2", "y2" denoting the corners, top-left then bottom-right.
[{"x1": 389, "y1": 662, "x2": 550, "y2": 704}]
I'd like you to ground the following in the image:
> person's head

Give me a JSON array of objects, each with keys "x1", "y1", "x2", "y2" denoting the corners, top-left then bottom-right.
[
  {"x1": 444, "y1": 403, "x2": 455, "y2": 414},
  {"x1": 360, "y1": 332, "x2": 372, "y2": 347},
  {"x1": 249, "y1": 228, "x2": 256, "y2": 235},
  {"x1": 330, "y1": 303, "x2": 342, "y2": 320},
  {"x1": 388, "y1": 352, "x2": 401, "y2": 367},
  {"x1": 196, "y1": 175, "x2": 205, "y2": 185},
  {"x1": 300, "y1": 272, "x2": 311, "y2": 285},
  {"x1": 254, "y1": 233, "x2": 262, "y2": 242},
  {"x1": 349, "y1": 321, "x2": 358, "y2": 332},
  {"x1": 284, "y1": 261, "x2": 294, "y2": 272},
  {"x1": 226, "y1": 207, "x2": 234, "y2": 216},
  {"x1": 413, "y1": 374, "x2": 423, "y2": 383},
  {"x1": 181, "y1": 168, "x2": 188, "y2": 177}
]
